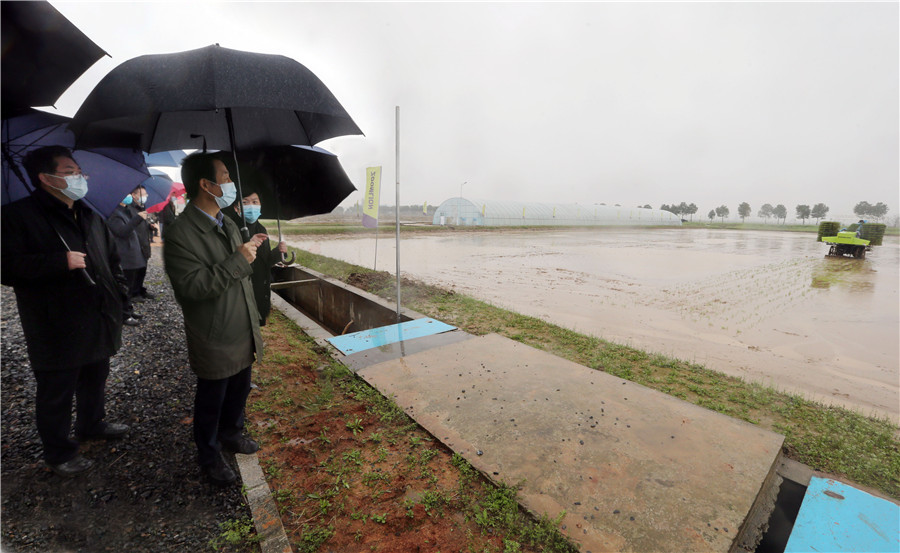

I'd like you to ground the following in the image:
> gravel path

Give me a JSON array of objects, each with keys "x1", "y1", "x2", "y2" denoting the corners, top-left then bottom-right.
[{"x1": 1, "y1": 252, "x2": 254, "y2": 553}]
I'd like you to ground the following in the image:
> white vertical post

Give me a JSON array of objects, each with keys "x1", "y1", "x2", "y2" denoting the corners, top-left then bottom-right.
[{"x1": 395, "y1": 106, "x2": 401, "y2": 323}]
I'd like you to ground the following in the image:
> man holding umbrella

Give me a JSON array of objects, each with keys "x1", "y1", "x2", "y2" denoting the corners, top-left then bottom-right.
[
  {"x1": 1, "y1": 145, "x2": 131, "y2": 477},
  {"x1": 163, "y1": 152, "x2": 267, "y2": 486}
]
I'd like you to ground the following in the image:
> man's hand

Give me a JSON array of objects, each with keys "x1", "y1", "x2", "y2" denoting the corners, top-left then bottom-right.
[
  {"x1": 277, "y1": 241, "x2": 287, "y2": 254},
  {"x1": 67, "y1": 251, "x2": 87, "y2": 270},
  {"x1": 238, "y1": 233, "x2": 269, "y2": 264},
  {"x1": 138, "y1": 211, "x2": 149, "y2": 220}
]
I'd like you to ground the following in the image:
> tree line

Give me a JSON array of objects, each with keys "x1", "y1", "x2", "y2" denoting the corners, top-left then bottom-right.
[{"x1": 657, "y1": 201, "x2": 891, "y2": 224}]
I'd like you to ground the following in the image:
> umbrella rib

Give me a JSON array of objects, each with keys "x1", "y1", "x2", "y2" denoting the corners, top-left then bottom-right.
[
  {"x1": 147, "y1": 112, "x2": 164, "y2": 153},
  {"x1": 292, "y1": 111, "x2": 311, "y2": 145}
]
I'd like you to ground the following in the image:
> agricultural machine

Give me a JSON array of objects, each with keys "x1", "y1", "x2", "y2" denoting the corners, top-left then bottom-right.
[{"x1": 817, "y1": 221, "x2": 886, "y2": 259}]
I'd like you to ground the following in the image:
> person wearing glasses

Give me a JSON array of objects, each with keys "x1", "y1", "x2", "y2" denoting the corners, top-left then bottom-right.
[{"x1": 0, "y1": 145, "x2": 131, "y2": 477}]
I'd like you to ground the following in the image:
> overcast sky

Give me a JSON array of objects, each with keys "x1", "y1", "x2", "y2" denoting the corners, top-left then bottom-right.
[{"x1": 49, "y1": 1, "x2": 898, "y2": 221}]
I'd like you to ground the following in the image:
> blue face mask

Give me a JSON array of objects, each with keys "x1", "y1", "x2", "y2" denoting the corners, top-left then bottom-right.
[
  {"x1": 122, "y1": 195, "x2": 133, "y2": 205},
  {"x1": 243, "y1": 204, "x2": 262, "y2": 223},
  {"x1": 209, "y1": 180, "x2": 237, "y2": 209}
]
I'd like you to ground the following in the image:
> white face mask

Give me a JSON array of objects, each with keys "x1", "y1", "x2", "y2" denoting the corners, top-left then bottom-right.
[
  {"x1": 140, "y1": 194, "x2": 148, "y2": 205},
  {"x1": 208, "y1": 180, "x2": 236, "y2": 209},
  {"x1": 47, "y1": 173, "x2": 89, "y2": 201}
]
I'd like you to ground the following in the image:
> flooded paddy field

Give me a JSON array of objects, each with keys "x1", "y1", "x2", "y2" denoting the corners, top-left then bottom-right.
[{"x1": 287, "y1": 228, "x2": 899, "y2": 423}]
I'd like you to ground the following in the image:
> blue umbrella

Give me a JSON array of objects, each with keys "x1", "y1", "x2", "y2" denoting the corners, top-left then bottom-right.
[
  {"x1": 143, "y1": 149, "x2": 186, "y2": 167},
  {"x1": 1, "y1": 109, "x2": 149, "y2": 218},
  {"x1": 140, "y1": 168, "x2": 174, "y2": 208}
]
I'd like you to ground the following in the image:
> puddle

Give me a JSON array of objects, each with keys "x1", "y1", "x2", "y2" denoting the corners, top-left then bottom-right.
[{"x1": 288, "y1": 228, "x2": 899, "y2": 422}]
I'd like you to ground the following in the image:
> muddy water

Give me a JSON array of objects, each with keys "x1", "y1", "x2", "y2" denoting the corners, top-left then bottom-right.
[{"x1": 287, "y1": 228, "x2": 899, "y2": 423}]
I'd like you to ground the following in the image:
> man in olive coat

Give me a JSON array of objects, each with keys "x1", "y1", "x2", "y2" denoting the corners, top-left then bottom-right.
[
  {"x1": 1, "y1": 146, "x2": 130, "y2": 477},
  {"x1": 163, "y1": 152, "x2": 267, "y2": 486}
]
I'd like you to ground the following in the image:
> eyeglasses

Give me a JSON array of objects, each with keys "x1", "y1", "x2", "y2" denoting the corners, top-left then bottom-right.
[{"x1": 48, "y1": 172, "x2": 90, "y2": 180}]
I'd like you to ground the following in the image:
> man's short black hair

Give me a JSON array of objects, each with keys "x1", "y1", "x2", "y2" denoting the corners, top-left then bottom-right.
[
  {"x1": 22, "y1": 145, "x2": 74, "y2": 190},
  {"x1": 181, "y1": 152, "x2": 225, "y2": 200}
]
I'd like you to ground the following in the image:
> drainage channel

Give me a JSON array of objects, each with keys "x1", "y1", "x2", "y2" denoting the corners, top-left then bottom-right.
[{"x1": 255, "y1": 265, "x2": 898, "y2": 553}]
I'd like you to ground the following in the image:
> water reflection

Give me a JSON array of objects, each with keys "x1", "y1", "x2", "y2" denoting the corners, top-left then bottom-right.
[{"x1": 810, "y1": 257, "x2": 877, "y2": 292}]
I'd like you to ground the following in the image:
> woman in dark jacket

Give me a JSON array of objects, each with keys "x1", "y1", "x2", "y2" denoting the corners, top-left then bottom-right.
[{"x1": 225, "y1": 188, "x2": 287, "y2": 326}]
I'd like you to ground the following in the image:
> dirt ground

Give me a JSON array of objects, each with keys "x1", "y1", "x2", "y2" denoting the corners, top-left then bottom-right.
[{"x1": 248, "y1": 311, "x2": 568, "y2": 553}]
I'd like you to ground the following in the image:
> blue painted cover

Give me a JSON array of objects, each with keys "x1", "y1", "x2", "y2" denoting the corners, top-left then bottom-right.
[
  {"x1": 785, "y1": 477, "x2": 899, "y2": 552},
  {"x1": 327, "y1": 318, "x2": 457, "y2": 355}
]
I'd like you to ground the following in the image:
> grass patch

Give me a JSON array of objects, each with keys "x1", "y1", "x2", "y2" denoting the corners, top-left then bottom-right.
[
  {"x1": 287, "y1": 249, "x2": 900, "y2": 500},
  {"x1": 247, "y1": 310, "x2": 578, "y2": 552}
]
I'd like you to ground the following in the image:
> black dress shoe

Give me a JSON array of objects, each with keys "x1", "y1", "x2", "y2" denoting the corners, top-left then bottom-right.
[
  {"x1": 78, "y1": 422, "x2": 130, "y2": 441},
  {"x1": 123, "y1": 316, "x2": 140, "y2": 326},
  {"x1": 141, "y1": 291, "x2": 156, "y2": 300},
  {"x1": 130, "y1": 312, "x2": 144, "y2": 319},
  {"x1": 221, "y1": 435, "x2": 259, "y2": 455},
  {"x1": 202, "y1": 455, "x2": 237, "y2": 486},
  {"x1": 48, "y1": 455, "x2": 94, "y2": 477}
]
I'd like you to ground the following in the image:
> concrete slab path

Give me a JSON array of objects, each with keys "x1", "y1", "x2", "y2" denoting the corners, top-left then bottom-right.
[{"x1": 354, "y1": 333, "x2": 784, "y2": 553}]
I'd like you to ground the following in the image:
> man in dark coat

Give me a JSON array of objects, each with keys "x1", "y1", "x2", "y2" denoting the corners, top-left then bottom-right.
[
  {"x1": 129, "y1": 187, "x2": 157, "y2": 299},
  {"x1": 224, "y1": 186, "x2": 288, "y2": 326},
  {"x1": 163, "y1": 152, "x2": 266, "y2": 486},
  {"x1": 108, "y1": 189, "x2": 149, "y2": 325},
  {"x1": 157, "y1": 198, "x2": 176, "y2": 240},
  {"x1": 0, "y1": 146, "x2": 131, "y2": 477}
]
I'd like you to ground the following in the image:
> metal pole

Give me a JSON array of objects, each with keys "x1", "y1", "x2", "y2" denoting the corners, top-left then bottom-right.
[
  {"x1": 395, "y1": 106, "x2": 401, "y2": 323},
  {"x1": 224, "y1": 107, "x2": 249, "y2": 242}
]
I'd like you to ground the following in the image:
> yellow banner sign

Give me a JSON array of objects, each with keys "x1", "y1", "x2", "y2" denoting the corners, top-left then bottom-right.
[{"x1": 363, "y1": 167, "x2": 381, "y2": 228}]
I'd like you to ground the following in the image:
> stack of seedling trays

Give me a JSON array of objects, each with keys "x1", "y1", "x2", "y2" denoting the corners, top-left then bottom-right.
[
  {"x1": 816, "y1": 221, "x2": 841, "y2": 242},
  {"x1": 858, "y1": 223, "x2": 886, "y2": 246}
]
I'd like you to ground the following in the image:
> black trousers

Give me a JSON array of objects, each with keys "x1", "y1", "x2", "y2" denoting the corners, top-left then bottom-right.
[
  {"x1": 33, "y1": 358, "x2": 109, "y2": 464},
  {"x1": 126, "y1": 265, "x2": 148, "y2": 297},
  {"x1": 122, "y1": 267, "x2": 145, "y2": 299},
  {"x1": 194, "y1": 366, "x2": 252, "y2": 466}
]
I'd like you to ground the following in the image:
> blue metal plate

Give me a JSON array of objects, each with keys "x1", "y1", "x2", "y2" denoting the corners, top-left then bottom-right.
[
  {"x1": 327, "y1": 318, "x2": 457, "y2": 355},
  {"x1": 785, "y1": 477, "x2": 899, "y2": 552}
]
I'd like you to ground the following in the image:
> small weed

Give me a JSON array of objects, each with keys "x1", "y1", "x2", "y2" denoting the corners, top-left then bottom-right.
[
  {"x1": 296, "y1": 524, "x2": 334, "y2": 553},
  {"x1": 371, "y1": 513, "x2": 387, "y2": 524},
  {"x1": 318, "y1": 427, "x2": 331, "y2": 445},
  {"x1": 346, "y1": 417, "x2": 364, "y2": 435},
  {"x1": 208, "y1": 517, "x2": 259, "y2": 551}
]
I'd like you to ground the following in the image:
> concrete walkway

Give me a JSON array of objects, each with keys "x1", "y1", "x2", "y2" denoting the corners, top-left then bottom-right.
[{"x1": 347, "y1": 332, "x2": 784, "y2": 553}]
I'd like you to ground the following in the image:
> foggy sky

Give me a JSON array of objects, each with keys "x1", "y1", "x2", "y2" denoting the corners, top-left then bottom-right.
[{"x1": 48, "y1": 2, "x2": 899, "y2": 222}]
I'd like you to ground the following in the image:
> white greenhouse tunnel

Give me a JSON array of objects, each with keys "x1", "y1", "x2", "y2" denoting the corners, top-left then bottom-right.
[{"x1": 432, "y1": 198, "x2": 683, "y2": 227}]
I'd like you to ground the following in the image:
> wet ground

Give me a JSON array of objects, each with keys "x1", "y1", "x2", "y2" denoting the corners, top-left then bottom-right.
[
  {"x1": 1, "y1": 255, "x2": 253, "y2": 553},
  {"x1": 288, "y1": 227, "x2": 900, "y2": 423}
]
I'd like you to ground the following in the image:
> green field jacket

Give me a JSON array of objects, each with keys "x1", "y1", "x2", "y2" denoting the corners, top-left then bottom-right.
[{"x1": 163, "y1": 204, "x2": 263, "y2": 380}]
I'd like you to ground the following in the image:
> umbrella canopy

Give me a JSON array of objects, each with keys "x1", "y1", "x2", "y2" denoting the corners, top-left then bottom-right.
[
  {"x1": 140, "y1": 169, "x2": 175, "y2": 209},
  {"x1": 143, "y1": 149, "x2": 187, "y2": 167},
  {"x1": 71, "y1": 44, "x2": 363, "y2": 153},
  {"x1": 2, "y1": 109, "x2": 149, "y2": 218},
  {"x1": 1, "y1": 1, "x2": 107, "y2": 112},
  {"x1": 233, "y1": 145, "x2": 356, "y2": 220}
]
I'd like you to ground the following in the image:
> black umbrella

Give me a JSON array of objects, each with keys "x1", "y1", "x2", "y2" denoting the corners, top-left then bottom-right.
[
  {"x1": 70, "y1": 44, "x2": 362, "y2": 152},
  {"x1": 1, "y1": 1, "x2": 107, "y2": 112},
  {"x1": 234, "y1": 145, "x2": 356, "y2": 220},
  {"x1": 70, "y1": 44, "x2": 363, "y2": 237},
  {"x1": 233, "y1": 145, "x2": 356, "y2": 263}
]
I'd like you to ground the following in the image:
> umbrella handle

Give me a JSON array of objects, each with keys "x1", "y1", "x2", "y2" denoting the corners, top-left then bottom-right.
[{"x1": 281, "y1": 250, "x2": 295, "y2": 265}]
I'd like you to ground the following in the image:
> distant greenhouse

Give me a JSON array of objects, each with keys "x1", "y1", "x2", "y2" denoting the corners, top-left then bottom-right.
[{"x1": 432, "y1": 198, "x2": 682, "y2": 227}]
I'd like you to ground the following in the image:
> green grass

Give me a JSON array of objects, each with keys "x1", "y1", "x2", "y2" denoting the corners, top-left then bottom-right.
[
  {"x1": 287, "y1": 249, "x2": 900, "y2": 500},
  {"x1": 682, "y1": 220, "x2": 900, "y2": 235}
]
